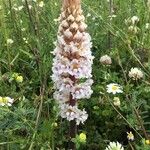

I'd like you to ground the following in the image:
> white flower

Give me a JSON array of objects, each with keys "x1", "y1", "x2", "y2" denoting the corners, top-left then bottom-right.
[
  {"x1": 105, "y1": 142, "x2": 124, "y2": 150},
  {"x1": 128, "y1": 26, "x2": 138, "y2": 34},
  {"x1": 28, "y1": 5, "x2": 32, "y2": 9},
  {"x1": 18, "y1": 6, "x2": 24, "y2": 11},
  {"x1": 128, "y1": 67, "x2": 143, "y2": 80},
  {"x1": 7, "y1": 39, "x2": 14, "y2": 44},
  {"x1": 146, "y1": 23, "x2": 150, "y2": 29},
  {"x1": 131, "y1": 16, "x2": 139, "y2": 25},
  {"x1": 23, "y1": 37, "x2": 28, "y2": 43},
  {"x1": 38, "y1": 1, "x2": 44, "y2": 7},
  {"x1": 0, "y1": 97, "x2": 14, "y2": 106},
  {"x1": 100, "y1": 55, "x2": 112, "y2": 65},
  {"x1": 60, "y1": 104, "x2": 88, "y2": 124},
  {"x1": 52, "y1": 1, "x2": 93, "y2": 125},
  {"x1": 107, "y1": 83, "x2": 123, "y2": 94},
  {"x1": 76, "y1": 109, "x2": 88, "y2": 125},
  {"x1": 21, "y1": 28, "x2": 26, "y2": 31},
  {"x1": 127, "y1": 131, "x2": 134, "y2": 141},
  {"x1": 113, "y1": 97, "x2": 120, "y2": 107}
]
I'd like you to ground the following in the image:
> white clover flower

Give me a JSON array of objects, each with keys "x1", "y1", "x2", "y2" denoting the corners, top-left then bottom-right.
[
  {"x1": 7, "y1": 39, "x2": 14, "y2": 44},
  {"x1": 28, "y1": 5, "x2": 32, "y2": 9},
  {"x1": 105, "y1": 142, "x2": 124, "y2": 150},
  {"x1": 0, "y1": 97, "x2": 4, "y2": 106},
  {"x1": 38, "y1": 1, "x2": 44, "y2": 7},
  {"x1": 131, "y1": 16, "x2": 139, "y2": 25},
  {"x1": 21, "y1": 28, "x2": 26, "y2": 31},
  {"x1": 54, "y1": 2, "x2": 58, "y2": 6},
  {"x1": 100, "y1": 55, "x2": 112, "y2": 65},
  {"x1": 86, "y1": 13, "x2": 91, "y2": 17},
  {"x1": 128, "y1": 26, "x2": 138, "y2": 34},
  {"x1": 127, "y1": 131, "x2": 134, "y2": 141},
  {"x1": 0, "y1": 97, "x2": 14, "y2": 106},
  {"x1": 146, "y1": 23, "x2": 150, "y2": 29},
  {"x1": 128, "y1": 67, "x2": 143, "y2": 80},
  {"x1": 106, "y1": 83, "x2": 123, "y2": 95},
  {"x1": 113, "y1": 97, "x2": 120, "y2": 107},
  {"x1": 18, "y1": 6, "x2": 24, "y2": 11},
  {"x1": 23, "y1": 37, "x2": 28, "y2": 43}
]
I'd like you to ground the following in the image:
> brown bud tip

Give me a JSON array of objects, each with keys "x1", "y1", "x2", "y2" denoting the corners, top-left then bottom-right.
[{"x1": 62, "y1": 0, "x2": 81, "y2": 8}]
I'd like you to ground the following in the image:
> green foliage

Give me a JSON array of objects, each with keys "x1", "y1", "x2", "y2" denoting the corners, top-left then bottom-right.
[{"x1": 0, "y1": 0, "x2": 150, "y2": 149}]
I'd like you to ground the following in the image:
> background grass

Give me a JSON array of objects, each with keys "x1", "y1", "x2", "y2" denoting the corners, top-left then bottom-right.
[{"x1": 0, "y1": 0, "x2": 150, "y2": 149}]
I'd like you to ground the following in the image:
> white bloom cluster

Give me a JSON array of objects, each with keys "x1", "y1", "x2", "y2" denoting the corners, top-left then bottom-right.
[
  {"x1": 105, "y1": 142, "x2": 124, "y2": 150},
  {"x1": 7, "y1": 39, "x2": 14, "y2": 45},
  {"x1": 100, "y1": 55, "x2": 112, "y2": 65},
  {"x1": 130, "y1": 16, "x2": 139, "y2": 25},
  {"x1": 0, "y1": 96, "x2": 14, "y2": 106},
  {"x1": 52, "y1": 0, "x2": 93, "y2": 125},
  {"x1": 60, "y1": 103, "x2": 88, "y2": 125},
  {"x1": 128, "y1": 67, "x2": 143, "y2": 80}
]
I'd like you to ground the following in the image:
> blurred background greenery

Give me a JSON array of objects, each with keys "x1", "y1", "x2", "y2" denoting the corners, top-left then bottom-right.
[{"x1": 0, "y1": 0, "x2": 150, "y2": 149}]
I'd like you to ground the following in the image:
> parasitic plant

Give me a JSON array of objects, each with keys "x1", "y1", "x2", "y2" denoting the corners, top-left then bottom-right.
[{"x1": 52, "y1": 0, "x2": 94, "y2": 149}]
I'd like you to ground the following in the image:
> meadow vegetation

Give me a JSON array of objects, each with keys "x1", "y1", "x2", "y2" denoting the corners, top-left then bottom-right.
[{"x1": 0, "y1": 0, "x2": 150, "y2": 149}]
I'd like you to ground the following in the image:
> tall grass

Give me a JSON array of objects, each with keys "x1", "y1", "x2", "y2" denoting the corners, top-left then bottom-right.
[{"x1": 0, "y1": 0, "x2": 150, "y2": 149}]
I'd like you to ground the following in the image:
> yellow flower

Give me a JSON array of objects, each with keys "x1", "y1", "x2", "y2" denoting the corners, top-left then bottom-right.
[
  {"x1": 16, "y1": 76, "x2": 23, "y2": 83},
  {"x1": 145, "y1": 140, "x2": 150, "y2": 145},
  {"x1": 52, "y1": 122, "x2": 58, "y2": 127},
  {"x1": 79, "y1": 133, "x2": 86, "y2": 142}
]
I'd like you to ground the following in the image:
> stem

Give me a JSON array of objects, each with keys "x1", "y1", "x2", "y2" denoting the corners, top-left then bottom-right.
[
  {"x1": 29, "y1": 83, "x2": 46, "y2": 150},
  {"x1": 108, "y1": 0, "x2": 113, "y2": 50},
  {"x1": 68, "y1": 92, "x2": 77, "y2": 150},
  {"x1": 108, "y1": 97, "x2": 143, "y2": 139},
  {"x1": 25, "y1": 0, "x2": 37, "y2": 35},
  {"x1": 129, "y1": 141, "x2": 135, "y2": 150},
  {"x1": 134, "y1": 108, "x2": 148, "y2": 139}
]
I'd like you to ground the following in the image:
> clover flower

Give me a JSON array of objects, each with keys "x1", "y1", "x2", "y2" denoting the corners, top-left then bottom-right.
[
  {"x1": 105, "y1": 142, "x2": 124, "y2": 150},
  {"x1": 128, "y1": 67, "x2": 143, "y2": 80},
  {"x1": 51, "y1": 0, "x2": 93, "y2": 125},
  {"x1": 130, "y1": 16, "x2": 139, "y2": 25},
  {"x1": 145, "y1": 139, "x2": 150, "y2": 145},
  {"x1": 79, "y1": 133, "x2": 86, "y2": 142},
  {"x1": 113, "y1": 97, "x2": 120, "y2": 107},
  {"x1": 11, "y1": 73, "x2": 23, "y2": 83},
  {"x1": 38, "y1": 1, "x2": 44, "y2": 8},
  {"x1": 0, "y1": 97, "x2": 14, "y2": 106},
  {"x1": 7, "y1": 39, "x2": 14, "y2": 45},
  {"x1": 16, "y1": 75, "x2": 23, "y2": 83},
  {"x1": 100, "y1": 55, "x2": 112, "y2": 65},
  {"x1": 107, "y1": 83, "x2": 123, "y2": 95}
]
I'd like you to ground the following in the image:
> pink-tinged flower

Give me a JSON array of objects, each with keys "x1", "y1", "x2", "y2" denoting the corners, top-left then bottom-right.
[{"x1": 51, "y1": 0, "x2": 93, "y2": 125}]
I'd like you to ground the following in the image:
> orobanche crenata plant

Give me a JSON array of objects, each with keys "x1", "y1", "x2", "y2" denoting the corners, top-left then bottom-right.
[{"x1": 52, "y1": 0, "x2": 94, "y2": 125}]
